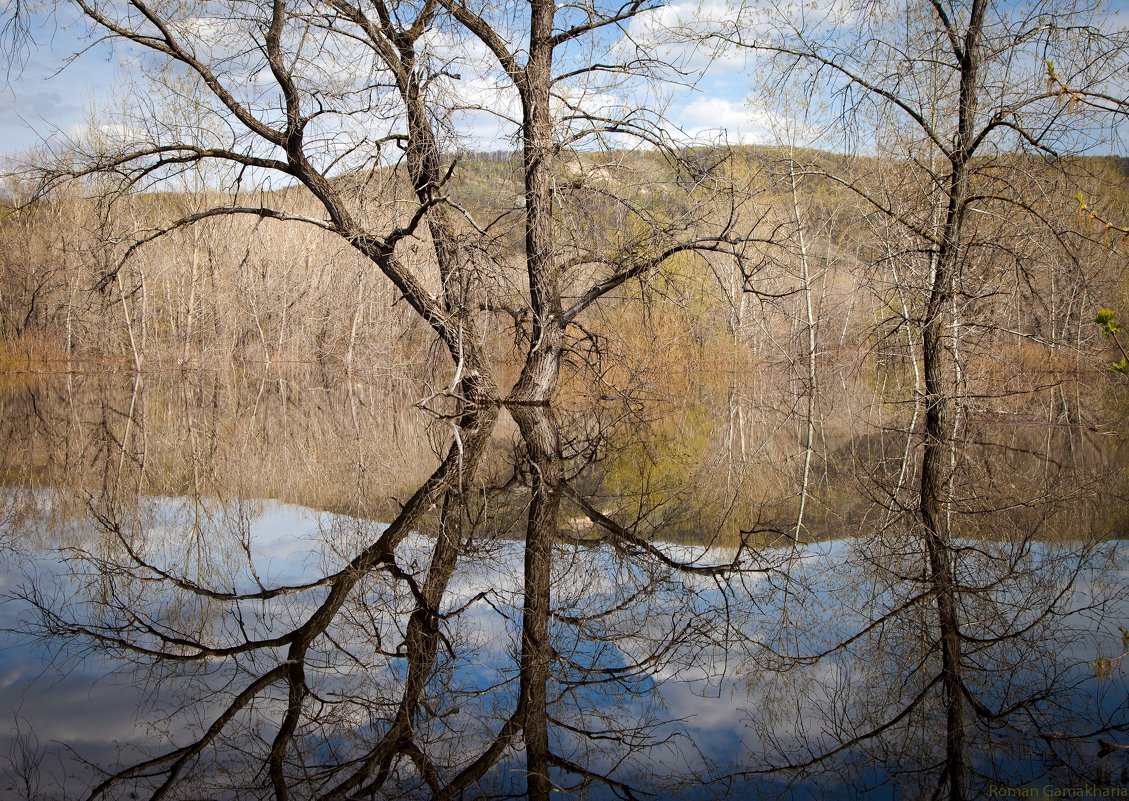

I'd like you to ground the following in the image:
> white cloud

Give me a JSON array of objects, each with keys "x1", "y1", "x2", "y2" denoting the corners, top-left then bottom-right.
[
  {"x1": 614, "y1": 0, "x2": 748, "y2": 75},
  {"x1": 66, "y1": 119, "x2": 140, "y2": 148},
  {"x1": 673, "y1": 95, "x2": 796, "y2": 145}
]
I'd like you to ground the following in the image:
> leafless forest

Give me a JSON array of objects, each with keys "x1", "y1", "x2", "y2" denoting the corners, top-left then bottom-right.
[{"x1": 1, "y1": 150, "x2": 1127, "y2": 400}]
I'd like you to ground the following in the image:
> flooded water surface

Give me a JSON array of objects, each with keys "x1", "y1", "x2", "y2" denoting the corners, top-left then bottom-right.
[{"x1": 1, "y1": 370, "x2": 1127, "y2": 800}]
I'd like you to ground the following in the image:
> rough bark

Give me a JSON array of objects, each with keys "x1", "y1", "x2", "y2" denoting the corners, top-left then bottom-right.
[{"x1": 507, "y1": 0, "x2": 564, "y2": 405}]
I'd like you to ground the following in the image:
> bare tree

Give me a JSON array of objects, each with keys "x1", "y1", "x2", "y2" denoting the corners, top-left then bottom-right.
[
  {"x1": 5, "y1": 0, "x2": 761, "y2": 403},
  {"x1": 725, "y1": 1, "x2": 1129, "y2": 798}
]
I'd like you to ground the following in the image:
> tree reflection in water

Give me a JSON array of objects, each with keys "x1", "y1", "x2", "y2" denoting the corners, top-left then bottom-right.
[{"x1": 0, "y1": 372, "x2": 1126, "y2": 800}]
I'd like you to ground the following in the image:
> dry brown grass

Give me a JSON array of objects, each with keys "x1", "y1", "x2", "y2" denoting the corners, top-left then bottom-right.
[{"x1": 0, "y1": 333, "x2": 71, "y2": 373}]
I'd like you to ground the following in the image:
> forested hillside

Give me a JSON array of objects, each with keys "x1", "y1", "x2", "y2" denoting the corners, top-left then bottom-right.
[{"x1": 2, "y1": 149, "x2": 1126, "y2": 408}]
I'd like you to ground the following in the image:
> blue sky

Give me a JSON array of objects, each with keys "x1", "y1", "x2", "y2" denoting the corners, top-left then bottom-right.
[
  {"x1": 1, "y1": 0, "x2": 1126, "y2": 162},
  {"x1": 0, "y1": 8, "x2": 121, "y2": 158},
  {"x1": 0, "y1": 0, "x2": 792, "y2": 161}
]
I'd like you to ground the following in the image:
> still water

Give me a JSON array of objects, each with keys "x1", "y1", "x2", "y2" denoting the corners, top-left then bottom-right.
[{"x1": 0, "y1": 370, "x2": 1126, "y2": 800}]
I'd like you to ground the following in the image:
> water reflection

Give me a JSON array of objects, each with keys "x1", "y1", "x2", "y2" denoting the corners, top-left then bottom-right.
[{"x1": 0, "y1": 371, "x2": 1126, "y2": 800}]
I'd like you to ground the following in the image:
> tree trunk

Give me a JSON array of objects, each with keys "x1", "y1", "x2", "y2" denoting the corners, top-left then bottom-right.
[
  {"x1": 508, "y1": 0, "x2": 563, "y2": 405},
  {"x1": 917, "y1": 5, "x2": 988, "y2": 798}
]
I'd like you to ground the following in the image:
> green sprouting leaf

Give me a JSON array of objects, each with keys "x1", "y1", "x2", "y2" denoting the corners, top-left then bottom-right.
[
  {"x1": 1096, "y1": 308, "x2": 1122, "y2": 337},
  {"x1": 1112, "y1": 357, "x2": 1129, "y2": 375}
]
